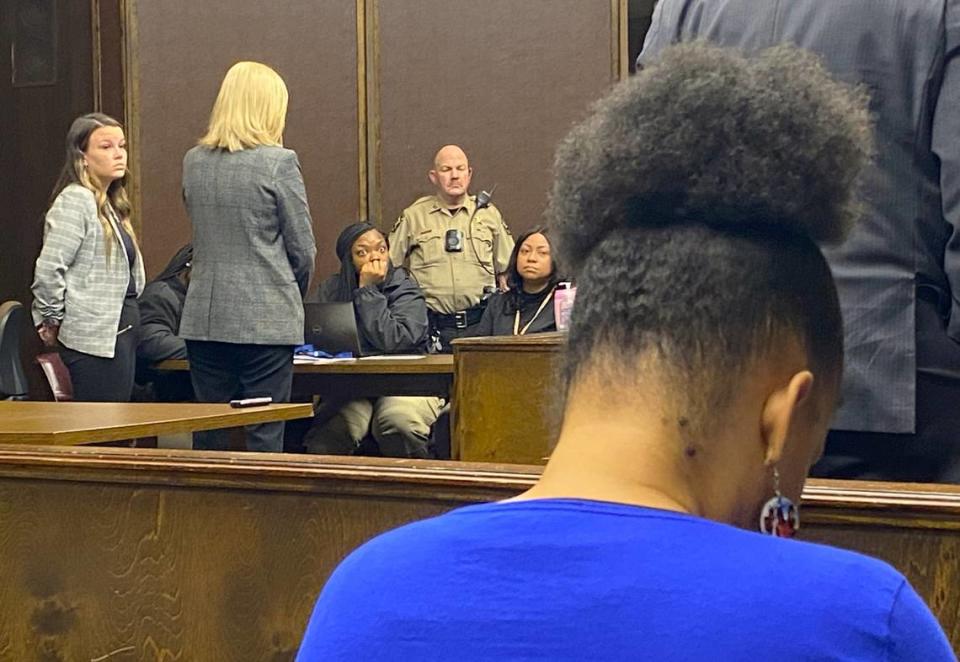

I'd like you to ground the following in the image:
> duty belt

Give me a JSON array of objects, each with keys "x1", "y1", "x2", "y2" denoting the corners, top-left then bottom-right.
[{"x1": 429, "y1": 304, "x2": 486, "y2": 330}]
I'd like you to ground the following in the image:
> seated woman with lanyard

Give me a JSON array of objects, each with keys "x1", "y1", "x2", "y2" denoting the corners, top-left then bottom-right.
[
  {"x1": 303, "y1": 222, "x2": 443, "y2": 458},
  {"x1": 475, "y1": 227, "x2": 562, "y2": 336},
  {"x1": 296, "y1": 44, "x2": 953, "y2": 660}
]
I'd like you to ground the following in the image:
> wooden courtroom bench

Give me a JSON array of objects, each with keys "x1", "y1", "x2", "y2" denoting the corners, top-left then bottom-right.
[
  {"x1": 452, "y1": 333, "x2": 564, "y2": 462},
  {"x1": 0, "y1": 448, "x2": 958, "y2": 658}
]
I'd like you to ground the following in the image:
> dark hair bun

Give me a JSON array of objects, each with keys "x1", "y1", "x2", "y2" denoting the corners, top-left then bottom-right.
[{"x1": 548, "y1": 43, "x2": 873, "y2": 274}]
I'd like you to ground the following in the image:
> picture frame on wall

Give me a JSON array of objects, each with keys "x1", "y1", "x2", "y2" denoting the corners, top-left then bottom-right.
[{"x1": 12, "y1": 0, "x2": 58, "y2": 87}]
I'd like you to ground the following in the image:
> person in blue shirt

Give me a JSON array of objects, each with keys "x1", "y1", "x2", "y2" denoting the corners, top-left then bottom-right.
[{"x1": 297, "y1": 43, "x2": 955, "y2": 661}]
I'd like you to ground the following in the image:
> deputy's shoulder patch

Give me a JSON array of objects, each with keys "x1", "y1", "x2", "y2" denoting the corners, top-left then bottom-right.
[{"x1": 486, "y1": 204, "x2": 511, "y2": 235}]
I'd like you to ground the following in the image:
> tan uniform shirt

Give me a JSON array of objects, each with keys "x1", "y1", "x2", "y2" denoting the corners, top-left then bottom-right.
[{"x1": 389, "y1": 195, "x2": 513, "y2": 314}]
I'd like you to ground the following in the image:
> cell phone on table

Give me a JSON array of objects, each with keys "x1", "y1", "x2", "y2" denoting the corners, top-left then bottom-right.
[{"x1": 229, "y1": 396, "x2": 273, "y2": 408}]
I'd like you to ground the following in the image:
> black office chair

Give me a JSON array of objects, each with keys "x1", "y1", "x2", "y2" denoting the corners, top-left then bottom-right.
[{"x1": 0, "y1": 301, "x2": 29, "y2": 400}]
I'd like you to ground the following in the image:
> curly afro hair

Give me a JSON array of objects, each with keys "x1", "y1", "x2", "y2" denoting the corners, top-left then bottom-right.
[
  {"x1": 549, "y1": 42, "x2": 872, "y2": 275},
  {"x1": 548, "y1": 42, "x2": 873, "y2": 429}
]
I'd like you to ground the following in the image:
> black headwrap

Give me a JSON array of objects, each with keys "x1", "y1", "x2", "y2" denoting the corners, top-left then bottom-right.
[
  {"x1": 328, "y1": 222, "x2": 391, "y2": 302},
  {"x1": 151, "y1": 243, "x2": 193, "y2": 283}
]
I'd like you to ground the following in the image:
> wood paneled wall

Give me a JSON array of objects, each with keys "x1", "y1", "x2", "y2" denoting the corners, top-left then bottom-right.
[
  {"x1": 0, "y1": 0, "x2": 98, "y2": 397},
  {"x1": 124, "y1": 0, "x2": 626, "y2": 280},
  {"x1": 0, "y1": 448, "x2": 958, "y2": 658},
  {"x1": 2, "y1": 1, "x2": 633, "y2": 328},
  {"x1": 128, "y1": 0, "x2": 362, "y2": 281},
  {"x1": 368, "y1": 0, "x2": 623, "y2": 232}
]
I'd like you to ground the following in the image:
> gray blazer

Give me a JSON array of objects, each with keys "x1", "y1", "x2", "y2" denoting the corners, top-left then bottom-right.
[
  {"x1": 31, "y1": 184, "x2": 146, "y2": 358},
  {"x1": 180, "y1": 145, "x2": 317, "y2": 346},
  {"x1": 640, "y1": 0, "x2": 960, "y2": 434}
]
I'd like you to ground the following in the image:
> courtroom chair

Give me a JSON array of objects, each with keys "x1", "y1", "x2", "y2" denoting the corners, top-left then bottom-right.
[
  {"x1": 36, "y1": 352, "x2": 73, "y2": 401},
  {"x1": 36, "y1": 347, "x2": 155, "y2": 447},
  {"x1": 0, "y1": 301, "x2": 29, "y2": 400}
]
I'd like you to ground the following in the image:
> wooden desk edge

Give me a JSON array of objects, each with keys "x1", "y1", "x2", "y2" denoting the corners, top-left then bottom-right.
[
  {"x1": 156, "y1": 357, "x2": 453, "y2": 375},
  {"x1": 0, "y1": 403, "x2": 313, "y2": 446}
]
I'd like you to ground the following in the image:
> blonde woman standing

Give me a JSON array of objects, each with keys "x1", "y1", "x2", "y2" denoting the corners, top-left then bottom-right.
[
  {"x1": 181, "y1": 61, "x2": 316, "y2": 452},
  {"x1": 32, "y1": 113, "x2": 145, "y2": 401}
]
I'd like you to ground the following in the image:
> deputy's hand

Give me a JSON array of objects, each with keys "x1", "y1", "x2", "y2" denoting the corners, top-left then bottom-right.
[{"x1": 358, "y1": 258, "x2": 388, "y2": 288}]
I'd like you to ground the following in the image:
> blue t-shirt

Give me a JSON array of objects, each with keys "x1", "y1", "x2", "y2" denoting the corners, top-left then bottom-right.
[{"x1": 297, "y1": 499, "x2": 955, "y2": 661}]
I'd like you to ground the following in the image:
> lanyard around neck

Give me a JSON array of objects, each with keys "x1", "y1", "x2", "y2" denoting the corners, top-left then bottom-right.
[{"x1": 513, "y1": 286, "x2": 556, "y2": 336}]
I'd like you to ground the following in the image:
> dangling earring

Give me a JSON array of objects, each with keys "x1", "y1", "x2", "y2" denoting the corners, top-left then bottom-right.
[{"x1": 759, "y1": 467, "x2": 799, "y2": 538}]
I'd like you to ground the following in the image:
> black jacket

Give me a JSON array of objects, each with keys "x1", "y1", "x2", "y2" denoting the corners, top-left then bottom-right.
[
  {"x1": 476, "y1": 288, "x2": 557, "y2": 337},
  {"x1": 315, "y1": 266, "x2": 428, "y2": 354},
  {"x1": 137, "y1": 278, "x2": 188, "y2": 362}
]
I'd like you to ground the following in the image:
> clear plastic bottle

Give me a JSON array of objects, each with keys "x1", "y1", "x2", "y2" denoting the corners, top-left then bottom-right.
[{"x1": 553, "y1": 281, "x2": 577, "y2": 332}]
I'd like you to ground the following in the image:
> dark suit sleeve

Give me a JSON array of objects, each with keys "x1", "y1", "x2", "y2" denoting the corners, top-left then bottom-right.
[
  {"x1": 353, "y1": 270, "x2": 428, "y2": 353},
  {"x1": 137, "y1": 281, "x2": 188, "y2": 362},
  {"x1": 275, "y1": 151, "x2": 318, "y2": 297},
  {"x1": 635, "y1": 0, "x2": 675, "y2": 69},
  {"x1": 935, "y1": 1, "x2": 960, "y2": 342}
]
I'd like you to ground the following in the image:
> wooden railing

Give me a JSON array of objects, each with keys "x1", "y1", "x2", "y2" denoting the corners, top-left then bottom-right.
[{"x1": 0, "y1": 447, "x2": 957, "y2": 658}]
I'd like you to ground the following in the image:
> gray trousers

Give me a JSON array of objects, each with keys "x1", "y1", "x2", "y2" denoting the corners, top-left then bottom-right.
[{"x1": 304, "y1": 396, "x2": 444, "y2": 458}]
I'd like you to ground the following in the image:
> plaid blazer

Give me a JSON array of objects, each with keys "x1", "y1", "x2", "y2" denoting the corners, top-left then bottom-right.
[
  {"x1": 31, "y1": 184, "x2": 145, "y2": 358},
  {"x1": 180, "y1": 145, "x2": 317, "y2": 346}
]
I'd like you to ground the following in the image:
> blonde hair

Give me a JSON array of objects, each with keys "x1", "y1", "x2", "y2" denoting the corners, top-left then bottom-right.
[
  {"x1": 51, "y1": 113, "x2": 137, "y2": 262},
  {"x1": 199, "y1": 61, "x2": 289, "y2": 152}
]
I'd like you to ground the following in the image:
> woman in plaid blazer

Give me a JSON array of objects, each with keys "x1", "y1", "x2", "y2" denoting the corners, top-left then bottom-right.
[{"x1": 31, "y1": 113, "x2": 146, "y2": 401}]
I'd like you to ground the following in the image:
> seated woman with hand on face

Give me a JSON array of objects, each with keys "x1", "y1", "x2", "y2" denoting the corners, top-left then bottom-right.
[
  {"x1": 303, "y1": 222, "x2": 443, "y2": 458},
  {"x1": 476, "y1": 227, "x2": 562, "y2": 336}
]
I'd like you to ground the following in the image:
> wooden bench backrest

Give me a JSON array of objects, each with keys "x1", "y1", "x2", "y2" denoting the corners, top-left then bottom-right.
[{"x1": 0, "y1": 447, "x2": 958, "y2": 657}]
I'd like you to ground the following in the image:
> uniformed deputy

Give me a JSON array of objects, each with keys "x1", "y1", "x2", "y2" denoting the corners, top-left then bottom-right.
[{"x1": 389, "y1": 145, "x2": 514, "y2": 352}]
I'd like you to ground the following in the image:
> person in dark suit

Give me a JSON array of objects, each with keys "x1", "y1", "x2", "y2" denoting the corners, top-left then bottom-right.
[
  {"x1": 180, "y1": 61, "x2": 317, "y2": 452},
  {"x1": 639, "y1": 0, "x2": 960, "y2": 483}
]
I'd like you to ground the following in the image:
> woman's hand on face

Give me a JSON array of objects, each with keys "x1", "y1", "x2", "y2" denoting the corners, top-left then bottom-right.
[
  {"x1": 358, "y1": 258, "x2": 388, "y2": 288},
  {"x1": 37, "y1": 322, "x2": 60, "y2": 348}
]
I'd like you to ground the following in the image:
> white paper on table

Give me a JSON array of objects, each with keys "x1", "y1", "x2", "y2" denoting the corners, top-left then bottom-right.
[
  {"x1": 357, "y1": 355, "x2": 427, "y2": 361},
  {"x1": 293, "y1": 356, "x2": 357, "y2": 364}
]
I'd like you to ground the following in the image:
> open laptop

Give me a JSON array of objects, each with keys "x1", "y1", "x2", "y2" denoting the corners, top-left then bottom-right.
[{"x1": 303, "y1": 302, "x2": 364, "y2": 357}]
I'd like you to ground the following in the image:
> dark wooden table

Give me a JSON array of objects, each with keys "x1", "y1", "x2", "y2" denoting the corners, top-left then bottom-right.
[
  {"x1": 156, "y1": 356, "x2": 455, "y2": 399},
  {"x1": 0, "y1": 401, "x2": 313, "y2": 445}
]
